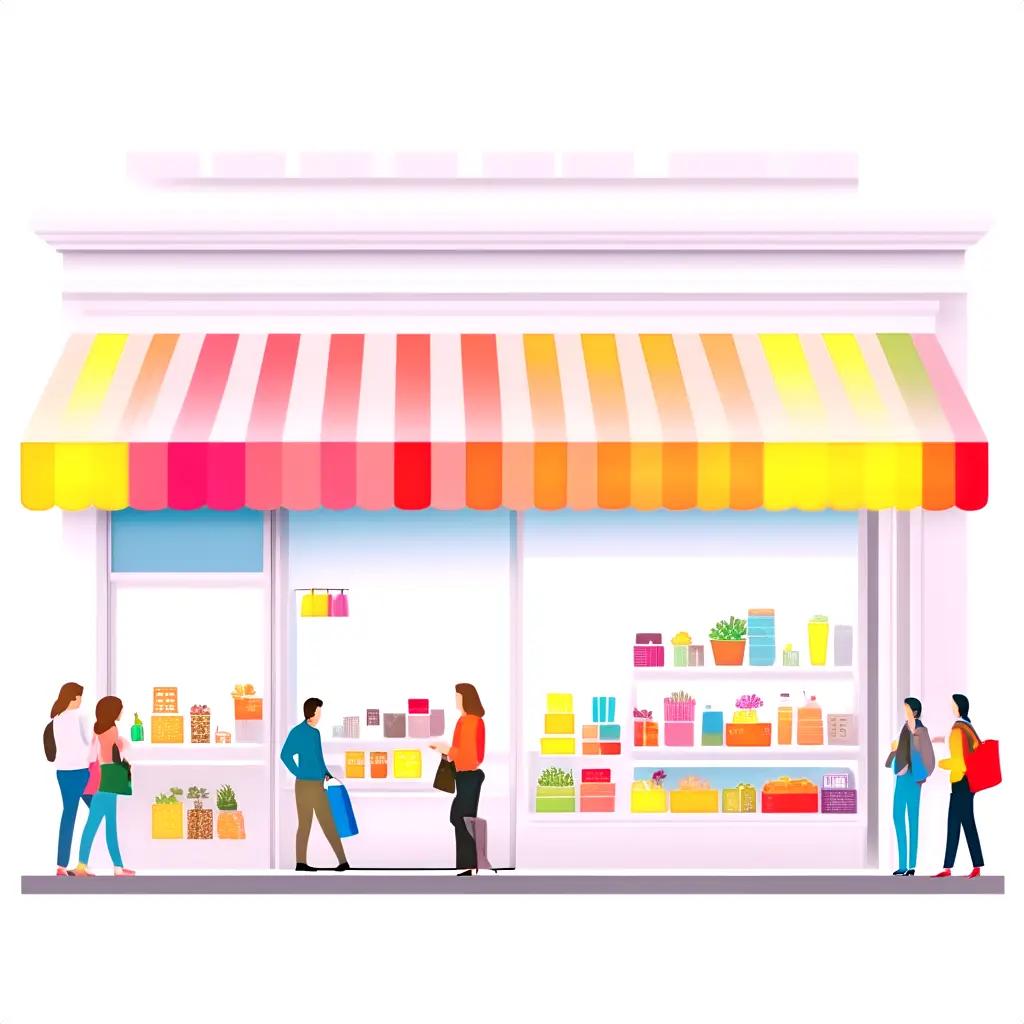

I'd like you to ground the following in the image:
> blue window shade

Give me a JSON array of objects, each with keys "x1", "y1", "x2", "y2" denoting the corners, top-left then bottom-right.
[{"x1": 111, "y1": 510, "x2": 264, "y2": 573}]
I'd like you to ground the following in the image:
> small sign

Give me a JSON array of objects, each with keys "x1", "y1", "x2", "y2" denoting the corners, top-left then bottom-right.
[{"x1": 827, "y1": 713, "x2": 858, "y2": 745}]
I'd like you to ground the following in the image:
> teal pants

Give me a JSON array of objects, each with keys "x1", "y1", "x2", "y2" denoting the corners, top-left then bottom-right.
[
  {"x1": 892, "y1": 773, "x2": 921, "y2": 872},
  {"x1": 78, "y1": 791, "x2": 123, "y2": 868}
]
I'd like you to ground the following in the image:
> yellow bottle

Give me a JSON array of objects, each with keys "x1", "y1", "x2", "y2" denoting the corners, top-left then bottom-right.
[{"x1": 808, "y1": 615, "x2": 829, "y2": 666}]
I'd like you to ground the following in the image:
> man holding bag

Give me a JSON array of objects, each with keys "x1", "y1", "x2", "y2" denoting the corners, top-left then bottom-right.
[{"x1": 280, "y1": 697, "x2": 351, "y2": 872}]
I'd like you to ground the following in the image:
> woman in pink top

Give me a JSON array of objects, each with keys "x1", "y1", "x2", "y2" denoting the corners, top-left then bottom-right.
[{"x1": 74, "y1": 696, "x2": 135, "y2": 877}]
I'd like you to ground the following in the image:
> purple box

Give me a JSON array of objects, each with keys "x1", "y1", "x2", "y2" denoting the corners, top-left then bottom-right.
[
  {"x1": 429, "y1": 709, "x2": 445, "y2": 737},
  {"x1": 383, "y1": 713, "x2": 406, "y2": 738},
  {"x1": 821, "y1": 789, "x2": 858, "y2": 814},
  {"x1": 408, "y1": 714, "x2": 431, "y2": 738}
]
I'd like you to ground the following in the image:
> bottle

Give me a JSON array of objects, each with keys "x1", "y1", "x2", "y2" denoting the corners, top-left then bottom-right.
[
  {"x1": 131, "y1": 712, "x2": 144, "y2": 742},
  {"x1": 797, "y1": 694, "x2": 824, "y2": 745},
  {"x1": 701, "y1": 705, "x2": 724, "y2": 747},
  {"x1": 778, "y1": 694, "x2": 793, "y2": 745},
  {"x1": 808, "y1": 615, "x2": 829, "y2": 666}
]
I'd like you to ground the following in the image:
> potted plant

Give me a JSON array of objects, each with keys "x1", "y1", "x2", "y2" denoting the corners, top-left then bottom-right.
[
  {"x1": 733, "y1": 694, "x2": 764, "y2": 723},
  {"x1": 709, "y1": 616, "x2": 747, "y2": 666},
  {"x1": 151, "y1": 787, "x2": 183, "y2": 839},
  {"x1": 186, "y1": 786, "x2": 213, "y2": 840},
  {"x1": 216, "y1": 784, "x2": 246, "y2": 840},
  {"x1": 535, "y1": 765, "x2": 576, "y2": 812}
]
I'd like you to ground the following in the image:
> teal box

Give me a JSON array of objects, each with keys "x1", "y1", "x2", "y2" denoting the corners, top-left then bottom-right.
[{"x1": 598, "y1": 724, "x2": 621, "y2": 741}]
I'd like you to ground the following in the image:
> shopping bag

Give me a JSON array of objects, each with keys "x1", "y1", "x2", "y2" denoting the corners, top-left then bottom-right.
[
  {"x1": 100, "y1": 763, "x2": 132, "y2": 796},
  {"x1": 464, "y1": 817, "x2": 493, "y2": 871},
  {"x1": 300, "y1": 590, "x2": 329, "y2": 617},
  {"x1": 329, "y1": 590, "x2": 349, "y2": 617},
  {"x1": 326, "y1": 783, "x2": 359, "y2": 838},
  {"x1": 433, "y1": 756, "x2": 456, "y2": 794},
  {"x1": 964, "y1": 733, "x2": 1001, "y2": 793}
]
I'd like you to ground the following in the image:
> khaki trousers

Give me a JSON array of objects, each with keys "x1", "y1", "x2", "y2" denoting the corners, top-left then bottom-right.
[{"x1": 295, "y1": 779, "x2": 346, "y2": 865}]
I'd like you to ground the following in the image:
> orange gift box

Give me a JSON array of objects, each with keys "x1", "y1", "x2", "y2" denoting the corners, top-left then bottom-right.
[
  {"x1": 582, "y1": 741, "x2": 601, "y2": 755},
  {"x1": 234, "y1": 697, "x2": 263, "y2": 721},
  {"x1": 581, "y1": 795, "x2": 616, "y2": 813},
  {"x1": 725, "y1": 722, "x2": 772, "y2": 747},
  {"x1": 633, "y1": 720, "x2": 659, "y2": 746},
  {"x1": 580, "y1": 782, "x2": 615, "y2": 797},
  {"x1": 582, "y1": 724, "x2": 599, "y2": 739},
  {"x1": 599, "y1": 742, "x2": 621, "y2": 755},
  {"x1": 370, "y1": 752, "x2": 388, "y2": 779}
]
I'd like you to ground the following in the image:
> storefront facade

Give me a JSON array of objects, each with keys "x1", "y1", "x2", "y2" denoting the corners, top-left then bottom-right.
[{"x1": 23, "y1": 153, "x2": 988, "y2": 873}]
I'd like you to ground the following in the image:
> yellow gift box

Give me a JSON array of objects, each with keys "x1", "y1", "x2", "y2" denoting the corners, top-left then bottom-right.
[
  {"x1": 630, "y1": 781, "x2": 668, "y2": 813},
  {"x1": 544, "y1": 713, "x2": 575, "y2": 735},
  {"x1": 151, "y1": 803, "x2": 183, "y2": 839},
  {"x1": 151, "y1": 715, "x2": 184, "y2": 744},
  {"x1": 722, "y1": 783, "x2": 756, "y2": 813},
  {"x1": 546, "y1": 693, "x2": 574, "y2": 713},
  {"x1": 345, "y1": 751, "x2": 365, "y2": 779},
  {"x1": 670, "y1": 789, "x2": 719, "y2": 813},
  {"x1": 393, "y1": 749, "x2": 422, "y2": 779},
  {"x1": 540, "y1": 737, "x2": 576, "y2": 755}
]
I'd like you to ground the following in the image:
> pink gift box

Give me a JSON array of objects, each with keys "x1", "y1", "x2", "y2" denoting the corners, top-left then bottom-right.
[
  {"x1": 664, "y1": 721, "x2": 695, "y2": 747},
  {"x1": 408, "y1": 699, "x2": 429, "y2": 715},
  {"x1": 429, "y1": 709, "x2": 445, "y2": 736},
  {"x1": 664, "y1": 698, "x2": 696, "y2": 722},
  {"x1": 408, "y1": 714, "x2": 431, "y2": 738}
]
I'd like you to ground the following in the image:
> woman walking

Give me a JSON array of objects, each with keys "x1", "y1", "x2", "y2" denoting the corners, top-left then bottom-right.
[
  {"x1": 47, "y1": 683, "x2": 92, "y2": 877},
  {"x1": 934, "y1": 693, "x2": 984, "y2": 878},
  {"x1": 74, "y1": 696, "x2": 135, "y2": 877},
  {"x1": 885, "y1": 697, "x2": 933, "y2": 876},
  {"x1": 430, "y1": 683, "x2": 486, "y2": 875}
]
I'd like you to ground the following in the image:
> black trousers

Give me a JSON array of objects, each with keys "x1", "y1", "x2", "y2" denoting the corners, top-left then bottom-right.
[
  {"x1": 450, "y1": 769, "x2": 485, "y2": 869},
  {"x1": 943, "y1": 778, "x2": 984, "y2": 869}
]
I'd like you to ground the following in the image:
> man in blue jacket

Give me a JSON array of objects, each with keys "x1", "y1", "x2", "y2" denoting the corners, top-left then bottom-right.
[{"x1": 280, "y1": 697, "x2": 350, "y2": 871}]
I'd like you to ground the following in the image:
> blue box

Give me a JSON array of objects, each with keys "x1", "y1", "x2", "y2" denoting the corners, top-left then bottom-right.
[{"x1": 598, "y1": 724, "x2": 621, "y2": 741}]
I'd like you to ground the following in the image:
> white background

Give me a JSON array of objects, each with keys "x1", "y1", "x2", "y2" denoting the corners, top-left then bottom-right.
[{"x1": 0, "y1": 1, "x2": 1021, "y2": 1021}]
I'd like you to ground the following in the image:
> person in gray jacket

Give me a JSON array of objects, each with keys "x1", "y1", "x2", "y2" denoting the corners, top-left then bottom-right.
[{"x1": 885, "y1": 697, "x2": 934, "y2": 876}]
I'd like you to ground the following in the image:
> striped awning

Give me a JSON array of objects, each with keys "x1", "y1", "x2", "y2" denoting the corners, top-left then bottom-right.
[{"x1": 21, "y1": 332, "x2": 988, "y2": 512}]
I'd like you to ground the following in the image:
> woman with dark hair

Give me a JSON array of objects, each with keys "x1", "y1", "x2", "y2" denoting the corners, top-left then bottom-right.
[
  {"x1": 73, "y1": 696, "x2": 135, "y2": 877},
  {"x1": 934, "y1": 693, "x2": 984, "y2": 878},
  {"x1": 47, "y1": 682, "x2": 92, "y2": 877},
  {"x1": 885, "y1": 696, "x2": 933, "y2": 876},
  {"x1": 430, "y1": 683, "x2": 486, "y2": 875}
]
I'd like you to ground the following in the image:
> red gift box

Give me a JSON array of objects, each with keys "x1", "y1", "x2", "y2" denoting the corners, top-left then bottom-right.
[
  {"x1": 664, "y1": 721, "x2": 695, "y2": 747},
  {"x1": 599, "y1": 742, "x2": 622, "y2": 755},
  {"x1": 761, "y1": 791, "x2": 819, "y2": 813},
  {"x1": 408, "y1": 699, "x2": 429, "y2": 715},
  {"x1": 633, "y1": 720, "x2": 659, "y2": 747},
  {"x1": 582, "y1": 768, "x2": 611, "y2": 782}
]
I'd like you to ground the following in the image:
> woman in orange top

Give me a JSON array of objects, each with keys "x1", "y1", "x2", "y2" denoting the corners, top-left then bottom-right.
[{"x1": 430, "y1": 683, "x2": 486, "y2": 875}]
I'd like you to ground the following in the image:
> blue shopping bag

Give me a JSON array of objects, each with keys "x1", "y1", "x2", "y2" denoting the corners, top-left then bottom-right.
[{"x1": 327, "y1": 783, "x2": 359, "y2": 838}]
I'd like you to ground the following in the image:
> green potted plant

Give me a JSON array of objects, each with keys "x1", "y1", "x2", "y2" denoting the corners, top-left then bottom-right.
[
  {"x1": 709, "y1": 616, "x2": 747, "y2": 666},
  {"x1": 151, "y1": 787, "x2": 183, "y2": 839},
  {"x1": 215, "y1": 783, "x2": 246, "y2": 840},
  {"x1": 186, "y1": 786, "x2": 213, "y2": 840}
]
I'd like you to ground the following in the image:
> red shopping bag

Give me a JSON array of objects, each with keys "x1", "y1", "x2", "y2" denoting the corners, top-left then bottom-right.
[{"x1": 964, "y1": 732, "x2": 1001, "y2": 793}]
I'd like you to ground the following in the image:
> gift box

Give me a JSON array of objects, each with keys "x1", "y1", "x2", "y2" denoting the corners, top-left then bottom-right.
[
  {"x1": 582, "y1": 770, "x2": 610, "y2": 785},
  {"x1": 822, "y1": 789, "x2": 858, "y2": 814},
  {"x1": 393, "y1": 749, "x2": 422, "y2": 779},
  {"x1": 634, "y1": 633, "x2": 665, "y2": 667},
  {"x1": 369, "y1": 752, "x2": 388, "y2": 779},
  {"x1": 580, "y1": 782, "x2": 615, "y2": 797},
  {"x1": 190, "y1": 710, "x2": 211, "y2": 744},
  {"x1": 591, "y1": 696, "x2": 616, "y2": 723},
  {"x1": 546, "y1": 693, "x2": 573, "y2": 713},
  {"x1": 234, "y1": 697, "x2": 263, "y2": 721},
  {"x1": 383, "y1": 713, "x2": 406, "y2": 738},
  {"x1": 544, "y1": 713, "x2": 575, "y2": 735},
  {"x1": 725, "y1": 723, "x2": 772, "y2": 747},
  {"x1": 151, "y1": 802, "x2": 183, "y2": 839},
  {"x1": 782, "y1": 649, "x2": 800, "y2": 667},
  {"x1": 581, "y1": 795, "x2": 616, "y2": 813},
  {"x1": 151, "y1": 715, "x2": 184, "y2": 744},
  {"x1": 234, "y1": 719, "x2": 264, "y2": 744},
  {"x1": 701, "y1": 708, "x2": 724, "y2": 746},
  {"x1": 535, "y1": 796, "x2": 576, "y2": 813},
  {"x1": 408, "y1": 715, "x2": 431, "y2": 739},
  {"x1": 762, "y1": 777, "x2": 819, "y2": 813},
  {"x1": 673, "y1": 645, "x2": 690, "y2": 667},
  {"x1": 633, "y1": 719, "x2": 659, "y2": 747},
  {"x1": 342, "y1": 716, "x2": 360, "y2": 738},
  {"x1": 345, "y1": 751, "x2": 365, "y2": 779},
  {"x1": 664, "y1": 698, "x2": 696, "y2": 722},
  {"x1": 582, "y1": 742, "x2": 601, "y2": 755},
  {"x1": 153, "y1": 687, "x2": 178, "y2": 714},
  {"x1": 688, "y1": 645, "x2": 705, "y2": 666},
  {"x1": 541, "y1": 737, "x2": 576, "y2": 755},
  {"x1": 598, "y1": 724, "x2": 621, "y2": 741},
  {"x1": 366, "y1": 709, "x2": 381, "y2": 726},
  {"x1": 599, "y1": 742, "x2": 621, "y2": 755},
  {"x1": 722, "y1": 783, "x2": 757, "y2": 813},
  {"x1": 671, "y1": 788, "x2": 719, "y2": 813},
  {"x1": 630, "y1": 782, "x2": 668, "y2": 813},
  {"x1": 408, "y1": 699, "x2": 429, "y2": 715},
  {"x1": 429, "y1": 709, "x2": 445, "y2": 736},
  {"x1": 664, "y1": 721, "x2": 695, "y2": 747},
  {"x1": 827, "y1": 713, "x2": 858, "y2": 745},
  {"x1": 582, "y1": 724, "x2": 599, "y2": 739}
]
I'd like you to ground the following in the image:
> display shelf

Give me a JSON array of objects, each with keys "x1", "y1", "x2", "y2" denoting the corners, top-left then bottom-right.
[
  {"x1": 130, "y1": 743, "x2": 267, "y2": 767},
  {"x1": 323, "y1": 737, "x2": 443, "y2": 750},
  {"x1": 629, "y1": 746, "x2": 860, "y2": 761},
  {"x1": 528, "y1": 812, "x2": 865, "y2": 824},
  {"x1": 634, "y1": 667, "x2": 855, "y2": 682},
  {"x1": 343, "y1": 786, "x2": 438, "y2": 796}
]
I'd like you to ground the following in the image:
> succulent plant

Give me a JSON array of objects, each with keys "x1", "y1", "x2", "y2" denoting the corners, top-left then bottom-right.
[
  {"x1": 709, "y1": 616, "x2": 747, "y2": 641},
  {"x1": 216, "y1": 784, "x2": 238, "y2": 811},
  {"x1": 154, "y1": 787, "x2": 183, "y2": 805},
  {"x1": 187, "y1": 785, "x2": 210, "y2": 809},
  {"x1": 537, "y1": 766, "x2": 574, "y2": 788}
]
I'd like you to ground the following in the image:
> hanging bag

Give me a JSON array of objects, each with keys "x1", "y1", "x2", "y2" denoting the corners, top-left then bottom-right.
[
  {"x1": 43, "y1": 721, "x2": 57, "y2": 763},
  {"x1": 326, "y1": 780, "x2": 359, "y2": 838},
  {"x1": 960, "y1": 724, "x2": 1001, "y2": 793},
  {"x1": 433, "y1": 756, "x2": 457, "y2": 794},
  {"x1": 100, "y1": 744, "x2": 133, "y2": 797},
  {"x1": 300, "y1": 589, "x2": 330, "y2": 617},
  {"x1": 329, "y1": 590, "x2": 349, "y2": 617}
]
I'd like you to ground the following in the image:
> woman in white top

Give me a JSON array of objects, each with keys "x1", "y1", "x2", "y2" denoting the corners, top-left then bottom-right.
[{"x1": 46, "y1": 682, "x2": 92, "y2": 877}]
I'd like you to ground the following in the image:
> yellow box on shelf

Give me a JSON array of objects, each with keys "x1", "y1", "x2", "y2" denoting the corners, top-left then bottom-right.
[
  {"x1": 630, "y1": 783, "x2": 668, "y2": 813},
  {"x1": 540, "y1": 737, "x2": 576, "y2": 755},
  {"x1": 345, "y1": 751, "x2": 365, "y2": 779},
  {"x1": 393, "y1": 749, "x2": 422, "y2": 779},
  {"x1": 544, "y1": 713, "x2": 575, "y2": 735},
  {"x1": 670, "y1": 789, "x2": 719, "y2": 813},
  {"x1": 546, "y1": 693, "x2": 573, "y2": 713},
  {"x1": 151, "y1": 715, "x2": 184, "y2": 744}
]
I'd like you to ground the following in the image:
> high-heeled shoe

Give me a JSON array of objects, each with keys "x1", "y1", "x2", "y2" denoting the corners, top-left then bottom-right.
[
  {"x1": 457, "y1": 869, "x2": 477, "y2": 876},
  {"x1": 965, "y1": 867, "x2": 982, "y2": 879}
]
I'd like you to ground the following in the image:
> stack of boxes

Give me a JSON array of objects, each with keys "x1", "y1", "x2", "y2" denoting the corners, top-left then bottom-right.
[
  {"x1": 151, "y1": 687, "x2": 184, "y2": 744},
  {"x1": 748, "y1": 608, "x2": 776, "y2": 666},
  {"x1": 408, "y1": 698, "x2": 431, "y2": 738},
  {"x1": 583, "y1": 696, "x2": 620, "y2": 754},
  {"x1": 663, "y1": 692, "x2": 696, "y2": 746},
  {"x1": 540, "y1": 693, "x2": 576, "y2": 755},
  {"x1": 580, "y1": 767, "x2": 615, "y2": 812}
]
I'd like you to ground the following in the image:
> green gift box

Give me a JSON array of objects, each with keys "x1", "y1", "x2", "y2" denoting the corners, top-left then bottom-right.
[{"x1": 535, "y1": 795, "x2": 576, "y2": 813}]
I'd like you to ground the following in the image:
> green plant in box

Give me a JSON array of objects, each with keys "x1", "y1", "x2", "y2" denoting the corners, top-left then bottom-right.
[
  {"x1": 186, "y1": 785, "x2": 213, "y2": 840},
  {"x1": 154, "y1": 787, "x2": 183, "y2": 805},
  {"x1": 537, "y1": 766, "x2": 574, "y2": 788},
  {"x1": 216, "y1": 784, "x2": 238, "y2": 811}
]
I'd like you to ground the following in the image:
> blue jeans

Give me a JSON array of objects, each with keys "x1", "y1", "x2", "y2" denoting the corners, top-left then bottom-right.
[
  {"x1": 892, "y1": 773, "x2": 921, "y2": 872},
  {"x1": 56, "y1": 769, "x2": 92, "y2": 868},
  {"x1": 78, "y1": 791, "x2": 123, "y2": 868}
]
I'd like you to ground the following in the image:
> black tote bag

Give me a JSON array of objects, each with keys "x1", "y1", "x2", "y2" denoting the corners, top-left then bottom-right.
[{"x1": 433, "y1": 756, "x2": 456, "y2": 794}]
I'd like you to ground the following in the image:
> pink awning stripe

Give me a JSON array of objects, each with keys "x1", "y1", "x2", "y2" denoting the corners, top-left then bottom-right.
[{"x1": 246, "y1": 334, "x2": 300, "y2": 507}]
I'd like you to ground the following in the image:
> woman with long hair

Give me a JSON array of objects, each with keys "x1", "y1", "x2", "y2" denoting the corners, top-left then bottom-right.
[
  {"x1": 430, "y1": 683, "x2": 486, "y2": 875},
  {"x1": 884, "y1": 696, "x2": 934, "y2": 876},
  {"x1": 48, "y1": 682, "x2": 92, "y2": 877},
  {"x1": 934, "y1": 693, "x2": 984, "y2": 878},
  {"x1": 74, "y1": 696, "x2": 135, "y2": 877}
]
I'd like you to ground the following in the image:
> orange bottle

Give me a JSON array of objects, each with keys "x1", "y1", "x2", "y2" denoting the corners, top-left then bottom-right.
[
  {"x1": 797, "y1": 695, "x2": 823, "y2": 746},
  {"x1": 777, "y1": 694, "x2": 793, "y2": 745}
]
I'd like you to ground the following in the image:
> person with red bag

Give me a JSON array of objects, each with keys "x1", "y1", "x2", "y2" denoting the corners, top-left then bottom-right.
[{"x1": 934, "y1": 693, "x2": 986, "y2": 879}]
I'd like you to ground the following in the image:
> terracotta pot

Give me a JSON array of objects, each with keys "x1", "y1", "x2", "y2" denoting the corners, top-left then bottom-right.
[{"x1": 710, "y1": 638, "x2": 746, "y2": 666}]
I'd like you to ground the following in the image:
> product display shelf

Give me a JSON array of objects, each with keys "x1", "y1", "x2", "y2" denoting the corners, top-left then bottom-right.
[
  {"x1": 634, "y1": 667, "x2": 855, "y2": 682},
  {"x1": 130, "y1": 742, "x2": 267, "y2": 767},
  {"x1": 323, "y1": 736, "x2": 439, "y2": 750},
  {"x1": 630, "y1": 746, "x2": 861, "y2": 761},
  {"x1": 529, "y1": 811, "x2": 865, "y2": 825}
]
